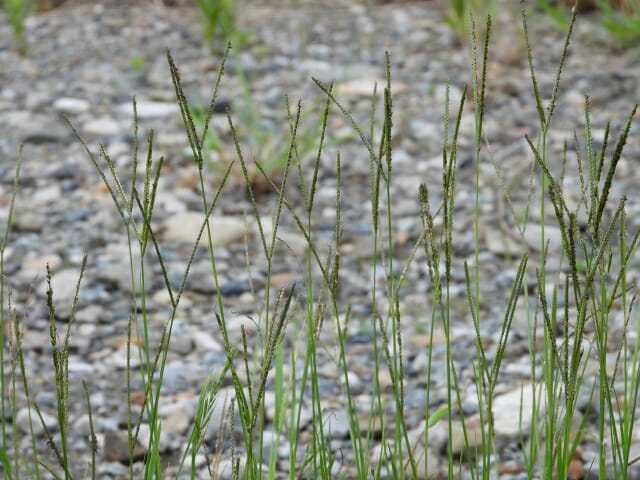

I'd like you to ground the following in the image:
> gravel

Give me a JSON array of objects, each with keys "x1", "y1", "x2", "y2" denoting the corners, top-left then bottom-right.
[{"x1": 2, "y1": 1, "x2": 640, "y2": 478}]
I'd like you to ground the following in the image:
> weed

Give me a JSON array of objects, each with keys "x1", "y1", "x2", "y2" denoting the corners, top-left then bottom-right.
[
  {"x1": 595, "y1": 0, "x2": 640, "y2": 44},
  {"x1": 191, "y1": 59, "x2": 351, "y2": 193},
  {"x1": 534, "y1": 0, "x2": 573, "y2": 30},
  {"x1": 3, "y1": 0, "x2": 32, "y2": 54},
  {"x1": 2, "y1": 2, "x2": 640, "y2": 479},
  {"x1": 444, "y1": 0, "x2": 493, "y2": 42},
  {"x1": 196, "y1": 0, "x2": 251, "y2": 52},
  {"x1": 130, "y1": 55, "x2": 146, "y2": 71},
  {"x1": 531, "y1": 0, "x2": 640, "y2": 44}
]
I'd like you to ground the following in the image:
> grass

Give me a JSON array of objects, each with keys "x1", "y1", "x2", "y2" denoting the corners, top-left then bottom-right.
[
  {"x1": 533, "y1": 0, "x2": 640, "y2": 44},
  {"x1": 444, "y1": 0, "x2": 493, "y2": 41},
  {"x1": 2, "y1": 1, "x2": 640, "y2": 479},
  {"x1": 196, "y1": 0, "x2": 251, "y2": 53},
  {"x1": 190, "y1": 57, "x2": 352, "y2": 193},
  {"x1": 595, "y1": 0, "x2": 640, "y2": 44},
  {"x1": 3, "y1": 0, "x2": 32, "y2": 54}
]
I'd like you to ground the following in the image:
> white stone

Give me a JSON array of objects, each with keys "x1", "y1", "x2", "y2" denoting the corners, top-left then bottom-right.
[
  {"x1": 117, "y1": 101, "x2": 179, "y2": 119},
  {"x1": 493, "y1": 383, "x2": 547, "y2": 439},
  {"x1": 39, "y1": 268, "x2": 82, "y2": 301},
  {"x1": 16, "y1": 407, "x2": 58, "y2": 436},
  {"x1": 522, "y1": 224, "x2": 563, "y2": 254},
  {"x1": 192, "y1": 331, "x2": 223, "y2": 352},
  {"x1": 83, "y1": 116, "x2": 121, "y2": 136},
  {"x1": 53, "y1": 97, "x2": 91, "y2": 114},
  {"x1": 336, "y1": 77, "x2": 409, "y2": 97},
  {"x1": 31, "y1": 184, "x2": 62, "y2": 205},
  {"x1": 431, "y1": 83, "x2": 465, "y2": 117},
  {"x1": 106, "y1": 343, "x2": 141, "y2": 369},
  {"x1": 322, "y1": 408, "x2": 350, "y2": 439},
  {"x1": 485, "y1": 228, "x2": 523, "y2": 257},
  {"x1": 160, "y1": 211, "x2": 249, "y2": 247},
  {"x1": 21, "y1": 254, "x2": 63, "y2": 280}
]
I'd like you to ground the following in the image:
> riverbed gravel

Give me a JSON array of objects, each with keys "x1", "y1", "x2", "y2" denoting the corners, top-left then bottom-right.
[{"x1": 2, "y1": 1, "x2": 640, "y2": 478}]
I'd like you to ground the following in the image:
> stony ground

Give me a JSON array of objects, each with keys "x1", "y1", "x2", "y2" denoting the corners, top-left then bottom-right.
[{"x1": 2, "y1": 1, "x2": 640, "y2": 479}]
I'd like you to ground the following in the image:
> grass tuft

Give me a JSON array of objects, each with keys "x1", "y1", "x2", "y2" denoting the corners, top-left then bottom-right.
[{"x1": 2, "y1": 3, "x2": 640, "y2": 479}]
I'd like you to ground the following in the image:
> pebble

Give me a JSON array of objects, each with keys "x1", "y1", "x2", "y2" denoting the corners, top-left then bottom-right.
[
  {"x1": 492, "y1": 383, "x2": 546, "y2": 440},
  {"x1": 117, "y1": 101, "x2": 179, "y2": 119},
  {"x1": 103, "y1": 428, "x2": 147, "y2": 463},
  {"x1": 160, "y1": 211, "x2": 249, "y2": 247},
  {"x1": 53, "y1": 97, "x2": 91, "y2": 114},
  {"x1": 40, "y1": 268, "x2": 84, "y2": 318},
  {"x1": 15, "y1": 407, "x2": 58, "y2": 436},
  {"x1": 83, "y1": 116, "x2": 122, "y2": 136},
  {"x1": 322, "y1": 408, "x2": 351, "y2": 439}
]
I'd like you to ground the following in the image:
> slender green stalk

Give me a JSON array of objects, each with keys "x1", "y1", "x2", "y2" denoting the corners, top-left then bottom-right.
[
  {"x1": 82, "y1": 380, "x2": 97, "y2": 480},
  {"x1": 0, "y1": 146, "x2": 22, "y2": 476}
]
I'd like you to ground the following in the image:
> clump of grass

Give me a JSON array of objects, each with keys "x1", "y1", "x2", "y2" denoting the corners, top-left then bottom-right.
[
  {"x1": 2, "y1": 2, "x2": 640, "y2": 479},
  {"x1": 130, "y1": 54, "x2": 146, "y2": 71},
  {"x1": 532, "y1": 0, "x2": 640, "y2": 45},
  {"x1": 196, "y1": 0, "x2": 251, "y2": 52},
  {"x1": 534, "y1": 0, "x2": 574, "y2": 31},
  {"x1": 191, "y1": 56, "x2": 351, "y2": 193},
  {"x1": 444, "y1": 0, "x2": 493, "y2": 42},
  {"x1": 3, "y1": 0, "x2": 32, "y2": 54},
  {"x1": 595, "y1": 0, "x2": 640, "y2": 44}
]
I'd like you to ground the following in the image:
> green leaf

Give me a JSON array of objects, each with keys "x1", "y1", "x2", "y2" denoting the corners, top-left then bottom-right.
[{"x1": 427, "y1": 405, "x2": 450, "y2": 429}]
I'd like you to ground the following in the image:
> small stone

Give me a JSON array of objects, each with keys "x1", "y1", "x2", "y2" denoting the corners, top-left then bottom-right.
[
  {"x1": 20, "y1": 254, "x2": 63, "y2": 280},
  {"x1": 83, "y1": 116, "x2": 122, "y2": 136},
  {"x1": 117, "y1": 101, "x2": 179, "y2": 119},
  {"x1": 72, "y1": 413, "x2": 92, "y2": 438},
  {"x1": 451, "y1": 416, "x2": 484, "y2": 458},
  {"x1": 14, "y1": 211, "x2": 45, "y2": 233},
  {"x1": 568, "y1": 455, "x2": 584, "y2": 480},
  {"x1": 499, "y1": 460, "x2": 525, "y2": 475},
  {"x1": 159, "y1": 361, "x2": 197, "y2": 394},
  {"x1": 185, "y1": 260, "x2": 219, "y2": 294},
  {"x1": 107, "y1": 343, "x2": 141, "y2": 369},
  {"x1": 485, "y1": 228, "x2": 523, "y2": 257},
  {"x1": 20, "y1": 327, "x2": 52, "y2": 351},
  {"x1": 159, "y1": 401, "x2": 192, "y2": 435},
  {"x1": 336, "y1": 77, "x2": 409, "y2": 97},
  {"x1": 40, "y1": 268, "x2": 83, "y2": 304},
  {"x1": 322, "y1": 408, "x2": 350, "y2": 439},
  {"x1": 152, "y1": 288, "x2": 178, "y2": 306},
  {"x1": 99, "y1": 460, "x2": 130, "y2": 476},
  {"x1": 160, "y1": 212, "x2": 248, "y2": 247},
  {"x1": 219, "y1": 280, "x2": 252, "y2": 296},
  {"x1": 4, "y1": 111, "x2": 68, "y2": 143},
  {"x1": 69, "y1": 354, "x2": 96, "y2": 379},
  {"x1": 103, "y1": 429, "x2": 147, "y2": 463},
  {"x1": 409, "y1": 118, "x2": 441, "y2": 142},
  {"x1": 215, "y1": 456, "x2": 247, "y2": 480},
  {"x1": 31, "y1": 184, "x2": 63, "y2": 205},
  {"x1": 74, "y1": 305, "x2": 105, "y2": 324},
  {"x1": 430, "y1": 83, "x2": 464, "y2": 117},
  {"x1": 96, "y1": 262, "x2": 135, "y2": 291},
  {"x1": 493, "y1": 383, "x2": 546, "y2": 440},
  {"x1": 224, "y1": 314, "x2": 259, "y2": 338},
  {"x1": 340, "y1": 371, "x2": 364, "y2": 396},
  {"x1": 192, "y1": 331, "x2": 223, "y2": 352},
  {"x1": 523, "y1": 224, "x2": 563, "y2": 254},
  {"x1": 16, "y1": 407, "x2": 58, "y2": 436},
  {"x1": 53, "y1": 97, "x2": 91, "y2": 114}
]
